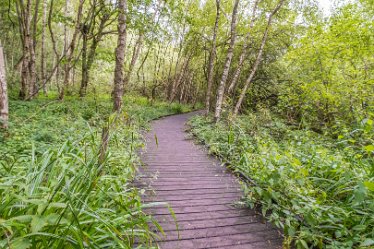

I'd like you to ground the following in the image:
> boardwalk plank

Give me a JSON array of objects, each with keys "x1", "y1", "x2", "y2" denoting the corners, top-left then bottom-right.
[{"x1": 156, "y1": 230, "x2": 282, "y2": 249}]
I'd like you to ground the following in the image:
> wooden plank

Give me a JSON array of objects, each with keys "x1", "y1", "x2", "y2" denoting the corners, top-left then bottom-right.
[
  {"x1": 157, "y1": 225, "x2": 280, "y2": 244},
  {"x1": 145, "y1": 203, "x2": 250, "y2": 215},
  {"x1": 154, "y1": 216, "x2": 263, "y2": 231},
  {"x1": 157, "y1": 236, "x2": 282, "y2": 249},
  {"x1": 152, "y1": 209, "x2": 256, "y2": 223},
  {"x1": 143, "y1": 197, "x2": 241, "y2": 207},
  {"x1": 142, "y1": 192, "x2": 242, "y2": 202},
  {"x1": 139, "y1": 184, "x2": 239, "y2": 191}
]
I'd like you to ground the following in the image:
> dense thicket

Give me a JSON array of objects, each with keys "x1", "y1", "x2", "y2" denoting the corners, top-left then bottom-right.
[{"x1": 0, "y1": 0, "x2": 373, "y2": 248}]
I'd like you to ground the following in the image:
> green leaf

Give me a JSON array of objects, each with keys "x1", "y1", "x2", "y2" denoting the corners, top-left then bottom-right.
[
  {"x1": 364, "y1": 181, "x2": 374, "y2": 192},
  {"x1": 360, "y1": 239, "x2": 374, "y2": 247},
  {"x1": 353, "y1": 182, "x2": 367, "y2": 203},
  {"x1": 352, "y1": 224, "x2": 366, "y2": 231},
  {"x1": 154, "y1": 133, "x2": 158, "y2": 147},
  {"x1": 31, "y1": 215, "x2": 48, "y2": 233},
  {"x1": 293, "y1": 158, "x2": 302, "y2": 166},
  {"x1": 49, "y1": 202, "x2": 67, "y2": 209},
  {"x1": 46, "y1": 213, "x2": 68, "y2": 225},
  {"x1": 11, "y1": 238, "x2": 32, "y2": 249},
  {"x1": 298, "y1": 239, "x2": 309, "y2": 249},
  {"x1": 9, "y1": 215, "x2": 33, "y2": 223},
  {"x1": 364, "y1": 144, "x2": 374, "y2": 153}
]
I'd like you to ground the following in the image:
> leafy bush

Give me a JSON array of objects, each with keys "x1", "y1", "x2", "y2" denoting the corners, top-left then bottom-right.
[
  {"x1": 171, "y1": 103, "x2": 184, "y2": 114},
  {"x1": 189, "y1": 113, "x2": 374, "y2": 249},
  {"x1": 278, "y1": 3, "x2": 374, "y2": 132}
]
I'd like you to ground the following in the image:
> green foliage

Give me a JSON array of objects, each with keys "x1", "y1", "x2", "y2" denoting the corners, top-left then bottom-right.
[
  {"x1": 123, "y1": 96, "x2": 192, "y2": 124},
  {"x1": 279, "y1": 2, "x2": 374, "y2": 131},
  {"x1": 189, "y1": 111, "x2": 374, "y2": 249},
  {"x1": 0, "y1": 95, "x2": 190, "y2": 248}
]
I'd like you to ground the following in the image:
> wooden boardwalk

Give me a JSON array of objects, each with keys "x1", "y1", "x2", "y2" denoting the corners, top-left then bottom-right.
[{"x1": 138, "y1": 112, "x2": 283, "y2": 249}]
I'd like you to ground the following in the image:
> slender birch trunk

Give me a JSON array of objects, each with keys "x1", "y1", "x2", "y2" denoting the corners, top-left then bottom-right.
[
  {"x1": 0, "y1": 43, "x2": 9, "y2": 129},
  {"x1": 28, "y1": 0, "x2": 40, "y2": 98},
  {"x1": 113, "y1": 0, "x2": 127, "y2": 111},
  {"x1": 168, "y1": 22, "x2": 187, "y2": 100},
  {"x1": 214, "y1": 0, "x2": 240, "y2": 122},
  {"x1": 233, "y1": 0, "x2": 285, "y2": 116},
  {"x1": 169, "y1": 54, "x2": 192, "y2": 102},
  {"x1": 62, "y1": 0, "x2": 70, "y2": 99},
  {"x1": 205, "y1": 0, "x2": 220, "y2": 114},
  {"x1": 137, "y1": 48, "x2": 150, "y2": 96},
  {"x1": 227, "y1": 0, "x2": 259, "y2": 94},
  {"x1": 124, "y1": 33, "x2": 143, "y2": 88},
  {"x1": 40, "y1": 0, "x2": 47, "y2": 95}
]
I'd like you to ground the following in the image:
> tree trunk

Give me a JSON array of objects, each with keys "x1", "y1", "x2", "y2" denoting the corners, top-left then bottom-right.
[
  {"x1": 20, "y1": 35, "x2": 29, "y2": 100},
  {"x1": 137, "y1": 48, "x2": 150, "y2": 96},
  {"x1": 81, "y1": 26, "x2": 89, "y2": 97},
  {"x1": 99, "y1": 127, "x2": 109, "y2": 164},
  {"x1": 47, "y1": 0, "x2": 64, "y2": 92},
  {"x1": 113, "y1": 0, "x2": 127, "y2": 111},
  {"x1": 80, "y1": 1, "x2": 111, "y2": 97},
  {"x1": 169, "y1": 54, "x2": 192, "y2": 102},
  {"x1": 233, "y1": 0, "x2": 285, "y2": 116},
  {"x1": 214, "y1": 0, "x2": 240, "y2": 122},
  {"x1": 28, "y1": 34, "x2": 37, "y2": 99},
  {"x1": 40, "y1": 0, "x2": 47, "y2": 95},
  {"x1": 152, "y1": 44, "x2": 161, "y2": 92},
  {"x1": 16, "y1": 0, "x2": 36, "y2": 100},
  {"x1": 28, "y1": 0, "x2": 40, "y2": 98},
  {"x1": 205, "y1": 0, "x2": 220, "y2": 114},
  {"x1": 168, "y1": 22, "x2": 187, "y2": 100},
  {"x1": 179, "y1": 72, "x2": 187, "y2": 103},
  {"x1": 227, "y1": 0, "x2": 259, "y2": 94},
  {"x1": 60, "y1": 0, "x2": 84, "y2": 100},
  {"x1": 124, "y1": 33, "x2": 143, "y2": 88},
  {"x1": 0, "y1": 43, "x2": 9, "y2": 129},
  {"x1": 182, "y1": 72, "x2": 194, "y2": 104},
  {"x1": 61, "y1": 0, "x2": 70, "y2": 100},
  {"x1": 165, "y1": 45, "x2": 175, "y2": 96}
]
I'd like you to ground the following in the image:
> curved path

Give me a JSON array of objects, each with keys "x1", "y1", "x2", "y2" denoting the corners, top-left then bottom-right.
[{"x1": 138, "y1": 112, "x2": 282, "y2": 249}]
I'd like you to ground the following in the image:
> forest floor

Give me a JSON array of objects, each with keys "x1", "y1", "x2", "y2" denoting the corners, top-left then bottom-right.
[{"x1": 137, "y1": 112, "x2": 283, "y2": 249}]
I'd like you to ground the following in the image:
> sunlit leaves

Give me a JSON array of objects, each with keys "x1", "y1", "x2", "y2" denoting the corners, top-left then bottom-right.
[{"x1": 280, "y1": 2, "x2": 374, "y2": 131}]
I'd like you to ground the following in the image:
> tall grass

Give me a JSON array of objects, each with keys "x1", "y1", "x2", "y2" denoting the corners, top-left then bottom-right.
[{"x1": 0, "y1": 95, "x2": 192, "y2": 248}]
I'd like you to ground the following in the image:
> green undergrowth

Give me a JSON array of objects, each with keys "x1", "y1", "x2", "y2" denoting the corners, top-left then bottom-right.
[
  {"x1": 188, "y1": 110, "x2": 373, "y2": 249},
  {"x1": 0, "y1": 94, "x2": 192, "y2": 249}
]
